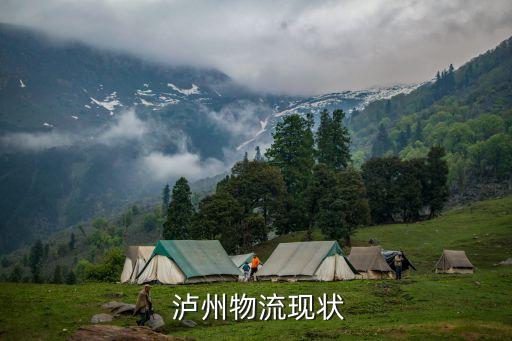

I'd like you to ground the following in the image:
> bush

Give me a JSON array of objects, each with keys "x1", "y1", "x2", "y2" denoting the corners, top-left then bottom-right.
[{"x1": 83, "y1": 248, "x2": 125, "y2": 282}]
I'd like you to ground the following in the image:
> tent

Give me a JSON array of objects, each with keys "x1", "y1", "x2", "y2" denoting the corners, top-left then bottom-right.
[
  {"x1": 348, "y1": 246, "x2": 394, "y2": 279},
  {"x1": 136, "y1": 240, "x2": 241, "y2": 284},
  {"x1": 435, "y1": 250, "x2": 474, "y2": 274},
  {"x1": 120, "y1": 246, "x2": 154, "y2": 283},
  {"x1": 257, "y1": 241, "x2": 357, "y2": 281},
  {"x1": 230, "y1": 253, "x2": 255, "y2": 268},
  {"x1": 382, "y1": 250, "x2": 417, "y2": 272}
]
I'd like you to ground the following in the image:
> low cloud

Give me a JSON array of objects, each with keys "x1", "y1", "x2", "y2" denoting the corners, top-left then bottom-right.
[
  {"x1": 1, "y1": 0, "x2": 511, "y2": 94},
  {"x1": 0, "y1": 131, "x2": 75, "y2": 151},
  {"x1": 97, "y1": 109, "x2": 148, "y2": 145},
  {"x1": 203, "y1": 102, "x2": 269, "y2": 141},
  {"x1": 141, "y1": 151, "x2": 225, "y2": 182}
]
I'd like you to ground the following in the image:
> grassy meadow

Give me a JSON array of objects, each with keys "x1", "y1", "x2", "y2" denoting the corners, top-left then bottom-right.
[{"x1": 1, "y1": 196, "x2": 511, "y2": 340}]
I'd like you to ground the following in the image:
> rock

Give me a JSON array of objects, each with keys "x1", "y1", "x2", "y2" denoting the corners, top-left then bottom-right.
[
  {"x1": 101, "y1": 301, "x2": 125, "y2": 310},
  {"x1": 181, "y1": 319, "x2": 197, "y2": 328},
  {"x1": 90, "y1": 313, "x2": 113, "y2": 324},
  {"x1": 499, "y1": 258, "x2": 512, "y2": 265},
  {"x1": 69, "y1": 325, "x2": 187, "y2": 340},
  {"x1": 146, "y1": 314, "x2": 165, "y2": 331},
  {"x1": 112, "y1": 303, "x2": 136, "y2": 315}
]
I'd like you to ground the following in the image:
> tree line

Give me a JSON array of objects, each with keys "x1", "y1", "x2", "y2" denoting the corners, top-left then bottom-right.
[{"x1": 162, "y1": 110, "x2": 449, "y2": 253}]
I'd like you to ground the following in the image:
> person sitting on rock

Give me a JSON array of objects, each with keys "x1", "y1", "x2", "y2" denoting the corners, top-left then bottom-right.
[{"x1": 134, "y1": 284, "x2": 152, "y2": 326}]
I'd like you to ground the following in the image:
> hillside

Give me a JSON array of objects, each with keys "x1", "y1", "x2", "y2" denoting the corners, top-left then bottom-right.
[
  {"x1": 0, "y1": 23, "x2": 417, "y2": 254},
  {"x1": 0, "y1": 196, "x2": 511, "y2": 340},
  {"x1": 254, "y1": 195, "x2": 512, "y2": 267},
  {"x1": 349, "y1": 36, "x2": 512, "y2": 197}
]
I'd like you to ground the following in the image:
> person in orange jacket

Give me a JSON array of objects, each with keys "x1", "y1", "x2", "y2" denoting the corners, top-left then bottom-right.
[{"x1": 250, "y1": 254, "x2": 260, "y2": 281}]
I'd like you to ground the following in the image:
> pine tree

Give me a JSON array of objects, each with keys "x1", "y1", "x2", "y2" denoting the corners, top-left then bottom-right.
[
  {"x1": 331, "y1": 109, "x2": 351, "y2": 170},
  {"x1": 163, "y1": 177, "x2": 193, "y2": 239},
  {"x1": 316, "y1": 110, "x2": 333, "y2": 166},
  {"x1": 371, "y1": 124, "x2": 392, "y2": 157},
  {"x1": 68, "y1": 233, "x2": 76, "y2": 251},
  {"x1": 8, "y1": 264, "x2": 23, "y2": 283},
  {"x1": 65, "y1": 270, "x2": 77, "y2": 285},
  {"x1": 162, "y1": 184, "x2": 170, "y2": 213},
  {"x1": 29, "y1": 239, "x2": 44, "y2": 283},
  {"x1": 254, "y1": 146, "x2": 263, "y2": 161},
  {"x1": 52, "y1": 265, "x2": 63, "y2": 284},
  {"x1": 425, "y1": 147, "x2": 449, "y2": 217},
  {"x1": 266, "y1": 114, "x2": 315, "y2": 195}
]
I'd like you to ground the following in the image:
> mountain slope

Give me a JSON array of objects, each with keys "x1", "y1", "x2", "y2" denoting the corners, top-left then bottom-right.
[
  {"x1": 0, "y1": 24, "x2": 417, "y2": 253},
  {"x1": 349, "y1": 36, "x2": 512, "y2": 191}
]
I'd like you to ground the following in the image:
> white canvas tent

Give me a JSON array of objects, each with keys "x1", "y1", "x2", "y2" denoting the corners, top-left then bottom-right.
[
  {"x1": 230, "y1": 253, "x2": 255, "y2": 268},
  {"x1": 257, "y1": 241, "x2": 357, "y2": 281},
  {"x1": 435, "y1": 250, "x2": 474, "y2": 274},
  {"x1": 120, "y1": 246, "x2": 154, "y2": 283},
  {"x1": 348, "y1": 246, "x2": 394, "y2": 279},
  {"x1": 136, "y1": 240, "x2": 241, "y2": 285}
]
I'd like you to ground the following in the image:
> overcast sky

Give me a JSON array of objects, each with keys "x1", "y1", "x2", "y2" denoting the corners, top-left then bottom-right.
[{"x1": 1, "y1": 0, "x2": 511, "y2": 95}]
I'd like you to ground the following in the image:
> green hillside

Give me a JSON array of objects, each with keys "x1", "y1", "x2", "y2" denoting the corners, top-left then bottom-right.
[
  {"x1": 0, "y1": 196, "x2": 511, "y2": 340},
  {"x1": 349, "y1": 37, "x2": 512, "y2": 194},
  {"x1": 255, "y1": 196, "x2": 512, "y2": 268}
]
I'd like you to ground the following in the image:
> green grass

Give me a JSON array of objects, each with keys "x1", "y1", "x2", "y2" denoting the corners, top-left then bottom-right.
[{"x1": 1, "y1": 196, "x2": 512, "y2": 340}]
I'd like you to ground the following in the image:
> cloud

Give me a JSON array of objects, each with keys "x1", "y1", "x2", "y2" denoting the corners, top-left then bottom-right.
[
  {"x1": 141, "y1": 151, "x2": 226, "y2": 182},
  {"x1": 203, "y1": 102, "x2": 269, "y2": 140},
  {"x1": 0, "y1": 131, "x2": 75, "y2": 151},
  {"x1": 97, "y1": 109, "x2": 147, "y2": 144},
  {"x1": 1, "y1": 1, "x2": 511, "y2": 94}
]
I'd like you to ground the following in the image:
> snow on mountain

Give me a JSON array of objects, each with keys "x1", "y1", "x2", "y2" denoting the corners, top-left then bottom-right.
[
  {"x1": 90, "y1": 91, "x2": 122, "y2": 112},
  {"x1": 237, "y1": 83, "x2": 422, "y2": 151},
  {"x1": 167, "y1": 83, "x2": 200, "y2": 95}
]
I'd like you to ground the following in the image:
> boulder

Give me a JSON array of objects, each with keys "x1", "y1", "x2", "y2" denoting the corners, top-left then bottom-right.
[
  {"x1": 101, "y1": 301, "x2": 125, "y2": 310},
  {"x1": 90, "y1": 313, "x2": 113, "y2": 324},
  {"x1": 499, "y1": 258, "x2": 512, "y2": 265},
  {"x1": 146, "y1": 314, "x2": 165, "y2": 331},
  {"x1": 112, "y1": 304, "x2": 136, "y2": 315},
  {"x1": 181, "y1": 320, "x2": 197, "y2": 328},
  {"x1": 69, "y1": 325, "x2": 188, "y2": 340}
]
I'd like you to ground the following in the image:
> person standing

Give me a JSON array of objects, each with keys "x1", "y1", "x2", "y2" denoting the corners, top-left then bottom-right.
[
  {"x1": 242, "y1": 261, "x2": 251, "y2": 282},
  {"x1": 134, "y1": 284, "x2": 152, "y2": 326},
  {"x1": 250, "y1": 254, "x2": 260, "y2": 281},
  {"x1": 394, "y1": 252, "x2": 403, "y2": 280}
]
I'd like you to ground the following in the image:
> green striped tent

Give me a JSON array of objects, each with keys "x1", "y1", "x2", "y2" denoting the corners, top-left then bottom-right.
[{"x1": 136, "y1": 240, "x2": 241, "y2": 284}]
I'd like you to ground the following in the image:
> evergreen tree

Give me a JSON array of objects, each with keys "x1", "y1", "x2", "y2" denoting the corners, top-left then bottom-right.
[
  {"x1": 52, "y1": 265, "x2": 63, "y2": 284},
  {"x1": 9, "y1": 264, "x2": 23, "y2": 283},
  {"x1": 163, "y1": 177, "x2": 193, "y2": 239},
  {"x1": 425, "y1": 147, "x2": 449, "y2": 217},
  {"x1": 65, "y1": 270, "x2": 77, "y2": 285},
  {"x1": 316, "y1": 110, "x2": 351, "y2": 170},
  {"x1": 29, "y1": 239, "x2": 44, "y2": 283},
  {"x1": 162, "y1": 184, "x2": 170, "y2": 213},
  {"x1": 266, "y1": 114, "x2": 315, "y2": 195},
  {"x1": 254, "y1": 146, "x2": 263, "y2": 161},
  {"x1": 316, "y1": 110, "x2": 333, "y2": 166},
  {"x1": 304, "y1": 164, "x2": 336, "y2": 240},
  {"x1": 371, "y1": 124, "x2": 392, "y2": 157},
  {"x1": 68, "y1": 233, "x2": 76, "y2": 251},
  {"x1": 331, "y1": 109, "x2": 351, "y2": 170}
]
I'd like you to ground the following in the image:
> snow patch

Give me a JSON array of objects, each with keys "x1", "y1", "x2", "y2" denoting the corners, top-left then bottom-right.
[
  {"x1": 84, "y1": 104, "x2": 91, "y2": 109},
  {"x1": 19, "y1": 79, "x2": 26, "y2": 88},
  {"x1": 136, "y1": 89, "x2": 155, "y2": 96},
  {"x1": 71, "y1": 115, "x2": 79, "y2": 120},
  {"x1": 90, "y1": 92, "x2": 122, "y2": 111},
  {"x1": 167, "y1": 83, "x2": 200, "y2": 95},
  {"x1": 43, "y1": 122, "x2": 54, "y2": 128}
]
